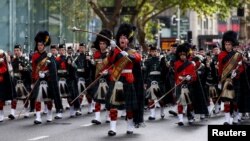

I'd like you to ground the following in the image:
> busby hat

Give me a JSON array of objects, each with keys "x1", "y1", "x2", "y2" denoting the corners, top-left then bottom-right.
[
  {"x1": 116, "y1": 23, "x2": 136, "y2": 46},
  {"x1": 14, "y1": 44, "x2": 22, "y2": 49},
  {"x1": 175, "y1": 42, "x2": 191, "y2": 59},
  {"x1": 221, "y1": 30, "x2": 238, "y2": 51},
  {"x1": 94, "y1": 29, "x2": 112, "y2": 50},
  {"x1": 34, "y1": 31, "x2": 51, "y2": 51}
]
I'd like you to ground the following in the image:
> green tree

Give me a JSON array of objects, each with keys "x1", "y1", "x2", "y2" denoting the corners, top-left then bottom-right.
[{"x1": 88, "y1": 0, "x2": 241, "y2": 51}]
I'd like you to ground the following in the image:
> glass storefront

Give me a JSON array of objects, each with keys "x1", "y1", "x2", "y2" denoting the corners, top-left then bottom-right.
[{"x1": 0, "y1": 0, "x2": 100, "y2": 53}]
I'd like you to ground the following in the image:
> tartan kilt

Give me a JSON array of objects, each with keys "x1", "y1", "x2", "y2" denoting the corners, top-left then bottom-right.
[
  {"x1": 146, "y1": 81, "x2": 167, "y2": 102},
  {"x1": 106, "y1": 76, "x2": 138, "y2": 111},
  {"x1": 175, "y1": 83, "x2": 192, "y2": 105},
  {"x1": 31, "y1": 79, "x2": 54, "y2": 101},
  {"x1": 92, "y1": 76, "x2": 109, "y2": 104}
]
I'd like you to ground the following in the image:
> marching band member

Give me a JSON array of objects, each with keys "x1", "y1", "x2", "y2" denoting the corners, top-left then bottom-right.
[
  {"x1": 31, "y1": 31, "x2": 58, "y2": 124},
  {"x1": 91, "y1": 29, "x2": 112, "y2": 125},
  {"x1": 73, "y1": 43, "x2": 93, "y2": 115},
  {"x1": 218, "y1": 31, "x2": 244, "y2": 125},
  {"x1": 103, "y1": 23, "x2": 143, "y2": 136},
  {"x1": 0, "y1": 49, "x2": 14, "y2": 122},
  {"x1": 144, "y1": 45, "x2": 170, "y2": 120},
  {"x1": 174, "y1": 43, "x2": 197, "y2": 126},
  {"x1": 9, "y1": 44, "x2": 31, "y2": 119}
]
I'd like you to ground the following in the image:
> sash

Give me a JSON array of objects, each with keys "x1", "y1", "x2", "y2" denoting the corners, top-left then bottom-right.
[
  {"x1": 221, "y1": 51, "x2": 235, "y2": 65},
  {"x1": 35, "y1": 54, "x2": 48, "y2": 74},
  {"x1": 95, "y1": 57, "x2": 109, "y2": 78},
  {"x1": 34, "y1": 52, "x2": 47, "y2": 64},
  {"x1": 221, "y1": 52, "x2": 241, "y2": 82},
  {"x1": 176, "y1": 60, "x2": 192, "y2": 73},
  {"x1": 110, "y1": 49, "x2": 135, "y2": 81}
]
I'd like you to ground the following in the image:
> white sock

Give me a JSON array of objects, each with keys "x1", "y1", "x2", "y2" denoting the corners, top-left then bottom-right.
[
  {"x1": 110, "y1": 120, "x2": 117, "y2": 132},
  {"x1": 150, "y1": 108, "x2": 156, "y2": 118},
  {"x1": 178, "y1": 114, "x2": 183, "y2": 122},
  {"x1": 127, "y1": 119, "x2": 134, "y2": 132}
]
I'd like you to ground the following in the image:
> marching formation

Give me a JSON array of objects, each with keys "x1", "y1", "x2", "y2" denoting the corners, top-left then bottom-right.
[{"x1": 0, "y1": 23, "x2": 250, "y2": 136}]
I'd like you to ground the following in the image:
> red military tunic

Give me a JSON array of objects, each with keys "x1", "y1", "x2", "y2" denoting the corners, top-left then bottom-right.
[
  {"x1": 174, "y1": 60, "x2": 197, "y2": 85},
  {"x1": 55, "y1": 55, "x2": 67, "y2": 70},
  {"x1": 0, "y1": 60, "x2": 7, "y2": 83},
  {"x1": 31, "y1": 52, "x2": 48, "y2": 83}
]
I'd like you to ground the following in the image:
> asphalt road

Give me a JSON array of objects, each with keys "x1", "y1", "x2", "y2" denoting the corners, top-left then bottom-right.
[{"x1": 0, "y1": 100, "x2": 249, "y2": 141}]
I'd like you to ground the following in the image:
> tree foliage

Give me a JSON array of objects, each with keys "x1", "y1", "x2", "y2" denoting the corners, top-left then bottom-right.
[{"x1": 88, "y1": 0, "x2": 242, "y2": 51}]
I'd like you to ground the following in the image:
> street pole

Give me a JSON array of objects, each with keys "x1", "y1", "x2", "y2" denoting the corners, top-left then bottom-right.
[
  {"x1": 177, "y1": 5, "x2": 180, "y2": 41},
  {"x1": 238, "y1": 3, "x2": 247, "y2": 45}
]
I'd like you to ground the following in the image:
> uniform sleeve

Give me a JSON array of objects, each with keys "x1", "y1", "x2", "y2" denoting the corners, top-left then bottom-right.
[
  {"x1": 217, "y1": 53, "x2": 223, "y2": 78},
  {"x1": 0, "y1": 62, "x2": 7, "y2": 74}
]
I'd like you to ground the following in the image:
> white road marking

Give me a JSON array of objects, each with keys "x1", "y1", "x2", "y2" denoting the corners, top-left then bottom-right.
[
  {"x1": 28, "y1": 136, "x2": 49, "y2": 141},
  {"x1": 80, "y1": 123, "x2": 93, "y2": 127}
]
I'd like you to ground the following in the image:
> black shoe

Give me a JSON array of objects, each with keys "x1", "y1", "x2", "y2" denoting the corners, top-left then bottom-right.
[
  {"x1": 161, "y1": 114, "x2": 165, "y2": 119},
  {"x1": 76, "y1": 111, "x2": 82, "y2": 116},
  {"x1": 54, "y1": 116, "x2": 62, "y2": 119},
  {"x1": 24, "y1": 115, "x2": 29, "y2": 119},
  {"x1": 106, "y1": 120, "x2": 110, "y2": 123},
  {"x1": 47, "y1": 120, "x2": 52, "y2": 123},
  {"x1": 108, "y1": 130, "x2": 116, "y2": 136},
  {"x1": 34, "y1": 120, "x2": 42, "y2": 124},
  {"x1": 87, "y1": 112, "x2": 93, "y2": 114},
  {"x1": 177, "y1": 122, "x2": 184, "y2": 126},
  {"x1": 8, "y1": 114, "x2": 15, "y2": 120},
  {"x1": 91, "y1": 119, "x2": 101, "y2": 125},
  {"x1": 232, "y1": 122, "x2": 239, "y2": 125},
  {"x1": 223, "y1": 122, "x2": 230, "y2": 125},
  {"x1": 169, "y1": 110, "x2": 178, "y2": 117},
  {"x1": 126, "y1": 131, "x2": 133, "y2": 134},
  {"x1": 148, "y1": 116, "x2": 155, "y2": 120}
]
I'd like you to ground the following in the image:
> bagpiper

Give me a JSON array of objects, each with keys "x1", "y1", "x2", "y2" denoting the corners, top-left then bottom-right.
[
  {"x1": 144, "y1": 45, "x2": 170, "y2": 120},
  {"x1": 73, "y1": 43, "x2": 93, "y2": 115},
  {"x1": 8, "y1": 44, "x2": 32, "y2": 119}
]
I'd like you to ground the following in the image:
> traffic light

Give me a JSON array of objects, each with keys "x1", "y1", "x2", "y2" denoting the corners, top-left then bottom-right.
[{"x1": 187, "y1": 31, "x2": 192, "y2": 43}]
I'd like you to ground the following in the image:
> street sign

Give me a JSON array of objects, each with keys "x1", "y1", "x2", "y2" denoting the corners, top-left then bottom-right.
[{"x1": 170, "y1": 17, "x2": 189, "y2": 38}]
